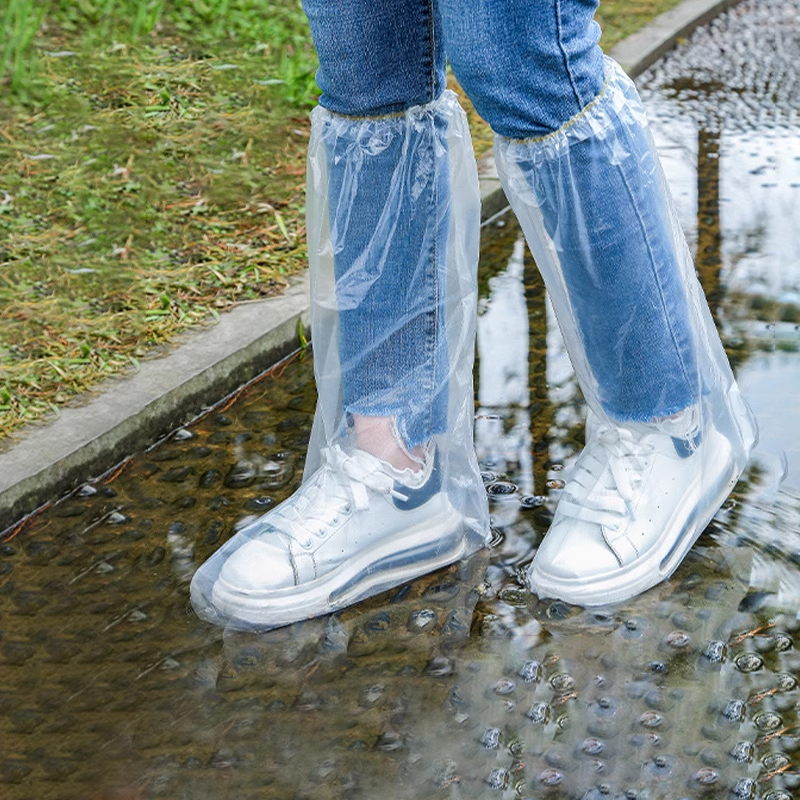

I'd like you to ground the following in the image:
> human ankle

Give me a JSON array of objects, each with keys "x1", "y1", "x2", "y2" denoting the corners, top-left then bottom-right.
[
  {"x1": 649, "y1": 405, "x2": 700, "y2": 439},
  {"x1": 352, "y1": 414, "x2": 425, "y2": 472}
]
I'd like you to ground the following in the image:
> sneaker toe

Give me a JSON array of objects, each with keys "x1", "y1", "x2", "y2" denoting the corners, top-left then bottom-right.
[
  {"x1": 531, "y1": 519, "x2": 620, "y2": 582},
  {"x1": 217, "y1": 537, "x2": 297, "y2": 593}
]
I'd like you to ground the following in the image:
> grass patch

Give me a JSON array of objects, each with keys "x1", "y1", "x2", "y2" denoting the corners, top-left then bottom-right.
[
  {"x1": 1, "y1": 3, "x2": 313, "y2": 438},
  {"x1": 596, "y1": 0, "x2": 688, "y2": 50},
  {"x1": 1, "y1": 0, "x2": 682, "y2": 441}
]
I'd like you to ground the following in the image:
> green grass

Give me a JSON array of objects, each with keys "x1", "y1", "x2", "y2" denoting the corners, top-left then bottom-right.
[
  {"x1": 1, "y1": 0, "x2": 314, "y2": 437},
  {"x1": 0, "y1": 0, "x2": 683, "y2": 440},
  {"x1": 1, "y1": 0, "x2": 48, "y2": 102},
  {"x1": 596, "y1": 0, "x2": 689, "y2": 49},
  {"x1": 2, "y1": 0, "x2": 318, "y2": 106}
]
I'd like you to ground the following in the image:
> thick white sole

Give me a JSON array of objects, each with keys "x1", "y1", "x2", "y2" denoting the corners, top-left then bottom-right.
[{"x1": 204, "y1": 506, "x2": 465, "y2": 630}]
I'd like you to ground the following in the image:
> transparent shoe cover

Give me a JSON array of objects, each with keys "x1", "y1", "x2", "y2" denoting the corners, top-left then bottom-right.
[
  {"x1": 190, "y1": 91, "x2": 490, "y2": 630},
  {"x1": 494, "y1": 57, "x2": 758, "y2": 468},
  {"x1": 495, "y1": 57, "x2": 758, "y2": 604}
]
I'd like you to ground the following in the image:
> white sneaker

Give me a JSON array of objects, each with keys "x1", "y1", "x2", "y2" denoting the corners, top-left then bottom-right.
[
  {"x1": 190, "y1": 443, "x2": 465, "y2": 629},
  {"x1": 527, "y1": 408, "x2": 739, "y2": 606}
]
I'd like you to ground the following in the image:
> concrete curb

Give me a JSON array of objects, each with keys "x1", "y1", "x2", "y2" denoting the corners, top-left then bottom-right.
[
  {"x1": 609, "y1": 0, "x2": 742, "y2": 78},
  {"x1": 0, "y1": 0, "x2": 736, "y2": 534},
  {"x1": 0, "y1": 279, "x2": 311, "y2": 533}
]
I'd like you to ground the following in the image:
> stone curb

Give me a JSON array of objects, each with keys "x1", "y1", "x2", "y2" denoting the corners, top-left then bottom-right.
[
  {"x1": 609, "y1": 0, "x2": 742, "y2": 78},
  {"x1": 0, "y1": 0, "x2": 735, "y2": 534},
  {"x1": 0, "y1": 281, "x2": 312, "y2": 534}
]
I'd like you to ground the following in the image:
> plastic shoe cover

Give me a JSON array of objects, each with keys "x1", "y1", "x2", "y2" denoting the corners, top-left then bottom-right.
[
  {"x1": 494, "y1": 57, "x2": 757, "y2": 604},
  {"x1": 191, "y1": 91, "x2": 489, "y2": 629},
  {"x1": 194, "y1": 444, "x2": 468, "y2": 629},
  {"x1": 528, "y1": 409, "x2": 738, "y2": 605}
]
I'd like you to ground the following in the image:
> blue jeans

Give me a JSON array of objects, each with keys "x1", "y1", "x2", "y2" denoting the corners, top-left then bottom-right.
[{"x1": 302, "y1": 0, "x2": 699, "y2": 447}]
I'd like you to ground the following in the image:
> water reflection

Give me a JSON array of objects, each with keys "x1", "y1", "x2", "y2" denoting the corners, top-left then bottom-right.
[
  {"x1": 1, "y1": 0, "x2": 800, "y2": 797},
  {"x1": 642, "y1": 0, "x2": 800, "y2": 501}
]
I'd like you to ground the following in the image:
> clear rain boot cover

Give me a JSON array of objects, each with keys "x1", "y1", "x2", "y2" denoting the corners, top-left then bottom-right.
[
  {"x1": 495, "y1": 58, "x2": 757, "y2": 465},
  {"x1": 495, "y1": 58, "x2": 758, "y2": 602},
  {"x1": 190, "y1": 91, "x2": 489, "y2": 630}
]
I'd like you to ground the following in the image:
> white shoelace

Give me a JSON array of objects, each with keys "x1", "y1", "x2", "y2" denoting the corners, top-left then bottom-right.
[
  {"x1": 557, "y1": 426, "x2": 656, "y2": 533},
  {"x1": 269, "y1": 446, "x2": 410, "y2": 548}
]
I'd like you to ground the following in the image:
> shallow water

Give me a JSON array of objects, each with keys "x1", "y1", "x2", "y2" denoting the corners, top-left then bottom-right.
[{"x1": 2, "y1": 1, "x2": 800, "y2": 798}]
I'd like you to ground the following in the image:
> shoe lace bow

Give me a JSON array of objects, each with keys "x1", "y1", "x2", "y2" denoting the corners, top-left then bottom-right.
[
  {"x1": 270, "y1": 446, "x2": 409, "y2": 547},
  {"x1": 558, "y1": 426, "x2": 655, "y2": 532}
]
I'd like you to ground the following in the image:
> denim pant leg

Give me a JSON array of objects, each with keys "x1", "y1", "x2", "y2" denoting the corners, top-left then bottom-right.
[
  {"x1": 302, "y1": 0, "x2": 451, "y2": 450},
  {"x1": 442, "y1": 0, "x2": 699, "y2": 421},
  {"x1": 496, "y1": 68, "x2": 701, "y2": 421}
]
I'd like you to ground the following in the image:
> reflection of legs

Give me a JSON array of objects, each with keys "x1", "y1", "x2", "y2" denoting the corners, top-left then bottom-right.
[
  {"x1": 444, "y1": 0, "x2": 754, "y2": 604},
  {"x1": 189, "y1": 0, "x2": 489, "y2": 630}
]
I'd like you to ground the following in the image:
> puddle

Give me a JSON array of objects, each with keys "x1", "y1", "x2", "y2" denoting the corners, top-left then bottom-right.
[{"x1": 1, "y1": 1, "x2": 799, "y2": 798}]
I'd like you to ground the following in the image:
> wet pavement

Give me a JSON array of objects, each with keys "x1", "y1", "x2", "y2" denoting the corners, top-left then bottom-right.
[{"x1": 2, "y1": 1, "x2": 799, "y2": 798}]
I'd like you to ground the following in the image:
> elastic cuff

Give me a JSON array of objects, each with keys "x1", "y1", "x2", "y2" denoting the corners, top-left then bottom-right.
[
  {"x1": 495, "y1": 57, "x2": 643, "y2": 150},
  {"x1": 314, "y1": 88, "x2": 453, "y2": 124}
]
